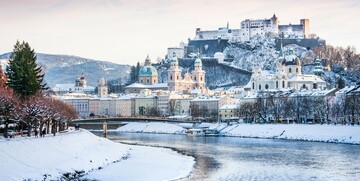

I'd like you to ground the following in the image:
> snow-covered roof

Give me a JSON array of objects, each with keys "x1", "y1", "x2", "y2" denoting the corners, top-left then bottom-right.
[
  {"x1": 117, "y1": 94, "x2": 138, "y2": 100},
  {"x1": 220, "y1": 104, "x2": 240, "y2": 110},
  {"x1": 336, "y1": 86, "x2": 356, "y2": 94},
  {"x1": 125, "y1": 83, "x2": 168, "y2": 89},
  {"x1": 52, "y1": 84, "x2": 75, "y2": 91},
  {"x1": 191, "y1": 95, "x2": 226, "y2": 102},
  {"x1": 287, "y1": 75, "x2": 325, "y2": 83}
]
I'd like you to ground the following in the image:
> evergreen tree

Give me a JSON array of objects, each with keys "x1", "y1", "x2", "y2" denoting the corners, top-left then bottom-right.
[
  {"x1": 6, "y1": 41, "x2": 47, "y2": 99},
  {"x1": 129, "y1": 65, "x2": 137, "y2": 84},
  {"x1": 337, "y1": 75, "x2": 345, "y2": 89},
  {"x1": 136, "y1": 61, "x2": 141, "y2": 81}
]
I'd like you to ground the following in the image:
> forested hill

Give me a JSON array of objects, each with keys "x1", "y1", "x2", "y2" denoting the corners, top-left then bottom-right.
[{"x1": 0, "y1": 53, "x2": 131, "y2": 88}]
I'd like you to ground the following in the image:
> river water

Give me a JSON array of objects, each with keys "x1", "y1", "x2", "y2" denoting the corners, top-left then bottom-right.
[{"x1": 98, "y1": 132, "x2": 360, "y2": 181}]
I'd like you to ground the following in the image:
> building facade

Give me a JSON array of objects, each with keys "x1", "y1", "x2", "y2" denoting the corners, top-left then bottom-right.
[
  {"x1": 167, "y1": 53, "x2": 206, "y2": 92},
  {"x1": 246, "y1": 45, "x2": 326, "y2": 92}
]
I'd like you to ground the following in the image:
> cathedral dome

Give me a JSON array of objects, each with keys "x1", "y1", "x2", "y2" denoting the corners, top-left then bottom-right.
[
  {"x1": 139, "y1": 65, "x2": 158, "y2": 76},
  {"x1": 194, "y1": 58, "x2": 202, "y2": 66}
]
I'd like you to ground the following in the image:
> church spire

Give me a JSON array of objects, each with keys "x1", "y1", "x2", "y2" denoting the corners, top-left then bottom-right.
[{"x1": 278, "y1": 39, "x2": 284, "y2": 58}]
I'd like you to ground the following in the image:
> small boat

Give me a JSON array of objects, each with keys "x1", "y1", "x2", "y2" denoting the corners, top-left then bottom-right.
[{"x1": 186, "y1": 129, "x2": 205, "y2": 136}]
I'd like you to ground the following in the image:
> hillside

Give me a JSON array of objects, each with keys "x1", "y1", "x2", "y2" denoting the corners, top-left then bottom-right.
[{"x1": 0, "y1": 53, "x2": 131, "y2": 88}]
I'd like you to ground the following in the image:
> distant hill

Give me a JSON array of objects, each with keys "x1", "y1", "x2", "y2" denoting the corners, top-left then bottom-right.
[{"x1": 0, "y1": 53, "x2": 131, "y2": 88}]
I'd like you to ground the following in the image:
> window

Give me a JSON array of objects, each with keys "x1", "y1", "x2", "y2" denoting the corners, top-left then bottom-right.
[
  {"x1": 259, "y1": 85, "x2": 261, "y2": 90},
  {"x1": 296, "y1": 68, "x2": 299, "y2": 73},
  {"x1": 313, "y1": 83, "x2": 318, "y2": 89},
  {"x1": 276, "y1": 81, "x2": 278, "y2": 88},
  {"x1": 177, "y1": 75, "x2": 179, "y2": 80},
  {"x1": 289, "y1": 68, "x2": 292, "y2": 73},
  {"x1": 170, "y1": 75, "x2": 172, "y2": 80},
  {"x1": 147, "y1": 79, "x2": 149, "y2": 83},
  {"x1": 265, "y1": 84, "x2": 269, "y2": 89},
  {"x1": 201, "y1": 77, "x2": 203, "y2": 81},
  {"x1": 194, "y1": 77, "x2": 196, "y2": 81},
  {"x1": 252, "y1": 82, "x2": 255, "y2": 89},
  {"x1": 282, "y1": 81, "x2": 285, "y2": 88}
]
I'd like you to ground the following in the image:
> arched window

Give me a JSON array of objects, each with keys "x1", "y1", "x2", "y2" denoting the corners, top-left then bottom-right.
[
  {"x1": 296, "y1": 68, "x2": 299, "y2": 73},
  {"x1": 147, "y1": 79, "x2": 149, "y2": 83},
  {"x1": 289, "y1": 68, "x2": 292, "y2": 73},
  {"x1": 177, "y1": 75, "x2": 179, "y2": 80},
  {"x1": 259, "y1": 85, "x2": 261, "y2": 90},
  {"x1": 276, "y1": 81, "x2": 278, "y2": 88},
  {"x1": 252, "y1": 82, "x2": 255, "y2": 90},
  {"x1": 194, "y1": 77, "x2": 197, "y2": 81},
  {"x1": 265, "y1": 84, "x2": 269, "y2": 89},
  {"x1": 170, "y1": 75, "x2": 172, "y2": 80},
  {"x1": 141, "y1": 79, "x2": 143, "y2": 83},
  {"x1": 201, "y1": 77, "x2": 203, "y2": 81},
  {"x1": 282, "y1": 81, "x2": 285, "y2": 88}
]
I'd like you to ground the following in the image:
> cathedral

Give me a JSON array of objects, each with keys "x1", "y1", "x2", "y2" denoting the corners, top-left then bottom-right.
[
  {"x1": 167, "y1": 53, "x2": 206, "y2": 93},
  {"x1": 138, "y1": 55, "x2": 158, "y2": 85},
  {"x1": 246, "y1": 44, "x2": 326, "y2": 92},
  {"x1": 124, "y1": 53, "x2": 208, "y2": 94}
]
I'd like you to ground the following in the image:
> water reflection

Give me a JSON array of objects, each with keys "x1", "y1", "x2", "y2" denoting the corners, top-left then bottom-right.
[{"x1": 98, "y1": 132, "x2": 360, "y2": 181}]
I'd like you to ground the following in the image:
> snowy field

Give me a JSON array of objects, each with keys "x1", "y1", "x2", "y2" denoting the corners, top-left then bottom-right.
[
  {"x1": 117, "y1": 122, "x2": 360, "y2": 144},
  {"x1": 0, "y1": 129, "x2": 194, "y2": 180}
]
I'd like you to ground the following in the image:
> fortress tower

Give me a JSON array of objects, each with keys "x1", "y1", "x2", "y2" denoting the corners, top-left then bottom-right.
[{"x1": 300, "y1": 19, "x2": 310, "y2": 38}]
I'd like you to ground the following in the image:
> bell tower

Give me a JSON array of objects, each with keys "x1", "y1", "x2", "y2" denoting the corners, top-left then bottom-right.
[
  {"x1": 167, "y1": 52, "x2": 182, "y2": 91},
  {"x1": 192, "y1": 56, "x2": 206, "y2": 89}
]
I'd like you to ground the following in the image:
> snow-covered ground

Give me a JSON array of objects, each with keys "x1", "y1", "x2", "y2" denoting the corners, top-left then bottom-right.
[
  {"x1": 221, "y1": 124, "x2": 360, "y2": 144},
  {"x1": 116, "y1": 122, "x2": 360, "y2": 144},
  {"x1": 0, "y1": 129, "x2": 194, "y2": 180},
  {"x1": 115, "y1": 122, "x2": 187, "y2": 134}
]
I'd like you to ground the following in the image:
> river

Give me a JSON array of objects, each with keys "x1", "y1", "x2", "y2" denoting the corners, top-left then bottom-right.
[{"x1": 94, "y1": 132, "x2": 360, "y2": 181}]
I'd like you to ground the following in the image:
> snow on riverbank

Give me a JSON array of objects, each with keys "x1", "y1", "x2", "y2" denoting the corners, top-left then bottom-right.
[
  {"x1": 115, "y1": 122, "x2": 186, "y2": 134},
  {"x1": 222, "y1": 124, "x2": 360, "y2": 144},
  {"x1": 0, "y1": 129, "x2": 194, "y2": 180},
  {"x1": 116, "y1": 122, "x2": 360, "y2": 144}
]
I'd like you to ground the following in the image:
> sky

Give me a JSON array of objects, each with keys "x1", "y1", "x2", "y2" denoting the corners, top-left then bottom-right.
[{"x1": 0, "y1": 0, "x2": 359, "y2": 65}]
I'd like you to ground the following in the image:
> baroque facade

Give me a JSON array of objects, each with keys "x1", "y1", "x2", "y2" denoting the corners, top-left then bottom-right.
[
  {"x1": 167, "y1": 53, "x2": 206, "y2": 92},
  {"x1": 246, "y1": 44, "x2": 326, "y2": 92}
]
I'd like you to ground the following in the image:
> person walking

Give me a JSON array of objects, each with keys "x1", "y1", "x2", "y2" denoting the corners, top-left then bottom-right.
[
  {"x1": 35, "y1": 129, "x2": 38, "y2": 138},
  {"x1": 42, "y1": 128, "x2": 46, "y2": 137}
]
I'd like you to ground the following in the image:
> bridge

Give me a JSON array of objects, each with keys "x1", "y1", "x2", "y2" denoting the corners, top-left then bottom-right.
[{"x1": 70, "y1": 117, "x2": 198, "y2": 129}]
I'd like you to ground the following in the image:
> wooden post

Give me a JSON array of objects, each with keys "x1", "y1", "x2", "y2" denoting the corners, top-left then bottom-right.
[{"x1": 103, "y1": 121, "x2": 108, "y2": 138}]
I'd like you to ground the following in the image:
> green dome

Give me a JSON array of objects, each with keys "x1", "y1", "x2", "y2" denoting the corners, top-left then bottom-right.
[
  {"x1": 194, "y1": 58, "x2": 202, "y2": 65},
  {"x1": 139, "y1": 65, "x2": 158, "y2": 76}
]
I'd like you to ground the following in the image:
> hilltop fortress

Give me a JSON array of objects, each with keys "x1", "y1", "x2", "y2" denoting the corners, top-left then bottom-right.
[{"x1": 168, "y1": 14, "x2": 325, "y2": 59}]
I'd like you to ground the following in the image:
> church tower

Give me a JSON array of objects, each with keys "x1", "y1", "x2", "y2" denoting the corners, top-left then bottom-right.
[
  {"x1": 75, "y1": 71, "x2": 87, "y2": 92},
  {"x1": 98, "y1": 77, "x2": 108, "y2": 98},
  {"x1": 167, "y1": 52, "x2": 182, "y2": 91},
  {"x1": 192, "y1": 56, "x2": 206, "y2": 89}
]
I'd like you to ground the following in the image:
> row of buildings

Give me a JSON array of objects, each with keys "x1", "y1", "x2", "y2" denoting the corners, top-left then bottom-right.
[{"x1": 53, "y1": 45, "x2": 354, "y2": 123}]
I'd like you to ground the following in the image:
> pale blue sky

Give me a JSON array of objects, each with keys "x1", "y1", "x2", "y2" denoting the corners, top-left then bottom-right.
[{"x1": 0, "y1": 0, "x2": 359, "y2": 65}]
